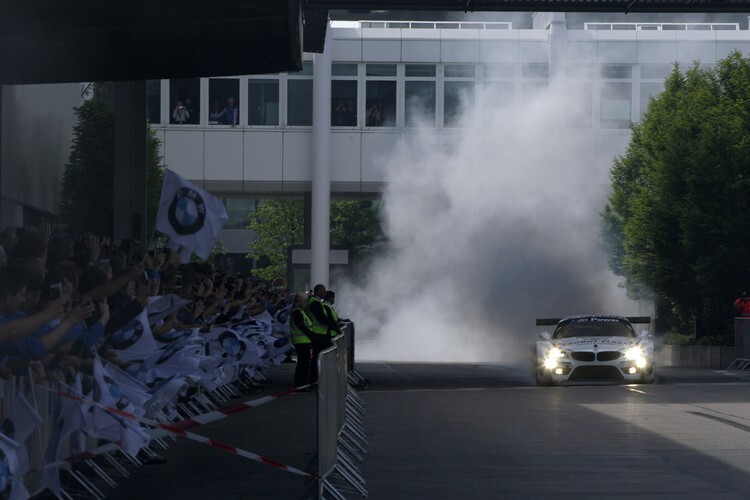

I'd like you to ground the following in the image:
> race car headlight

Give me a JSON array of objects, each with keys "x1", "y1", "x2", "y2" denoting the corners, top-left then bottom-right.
[
  {"x1": 544, "y1": 347, "x2": 567, "y2": 369},
  {"x1": 623, "y1": 346, "x2": 647, "y2": 368}
]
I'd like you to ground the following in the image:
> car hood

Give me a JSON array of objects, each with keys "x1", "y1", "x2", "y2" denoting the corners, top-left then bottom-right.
[{"x1": 556, "y1": 336, "x2": 635, "y2": 351}]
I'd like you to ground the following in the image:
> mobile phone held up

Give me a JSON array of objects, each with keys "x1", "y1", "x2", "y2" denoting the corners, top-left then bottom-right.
[{"x1": 49, "y1": 282, "x2": 62, "y2": 300}]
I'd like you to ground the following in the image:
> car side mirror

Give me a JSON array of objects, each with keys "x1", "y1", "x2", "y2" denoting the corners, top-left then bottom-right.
[{"x1": 539, "y1": 331, "x2": 552, "y2": 341}]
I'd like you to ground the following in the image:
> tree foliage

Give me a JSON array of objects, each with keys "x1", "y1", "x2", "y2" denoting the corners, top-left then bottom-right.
[
  {"x1": 59, "y1": 92, "x2": 164, "y2": 237},
  {"x1": 602, "y1": 52, "x2": 750, "y2": 337},
  {"x1": 247, "y1": 199, "x2": 384, "y2": 281},
  {"x1": 247, "y1": 199, "x2": 305, "y2": 281}
]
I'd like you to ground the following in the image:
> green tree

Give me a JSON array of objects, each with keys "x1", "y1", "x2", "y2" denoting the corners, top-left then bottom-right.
[
  {"x1": 330, "y1": 199, "x2": 385, "y2": 261},
  {"x1": 247, "y1": 198, "x2": 383, "y2": 281},
  {"x1": 60, "y1": 90, "x2": 164, "y2": 236},
  {"x1": 602, "y1": 52, "x2": 750, "y2": 338},
  {"x1": 247, "y1": 199, "x2": 305, "y2": 281}
]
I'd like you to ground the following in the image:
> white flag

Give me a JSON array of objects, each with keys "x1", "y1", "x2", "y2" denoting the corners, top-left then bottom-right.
[
  {"x1": 2, "y1": 390, "x2": 43, "y2": 477},
  {"x1": 109, "y1": 309, "x2": 159, "y2": 362},
  {"x1": 146, "y1": 294, "x2": 192, "y2": 327},
  {"x1": 155, "y1": 169, "x2": 228, "y2": 259},
  {"x1": 0, "y1": 432, "x2": 20, "y2": 498},
  {"x1": 85, "y1": 357, "x2": 149, "y2": 456}
]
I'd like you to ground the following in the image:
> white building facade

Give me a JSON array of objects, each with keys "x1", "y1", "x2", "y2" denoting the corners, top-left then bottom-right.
[
  {"x1": 147, "y1": 14, "x2": 750, "y2": 265},
  {"x1": 4, "y1": 12, "x2": 750, "y2": 280}
]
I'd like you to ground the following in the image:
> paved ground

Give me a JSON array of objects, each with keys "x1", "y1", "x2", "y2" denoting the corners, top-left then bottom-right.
[{"x1": 100, "y1": 363, "x2": 750, "y2": 499}]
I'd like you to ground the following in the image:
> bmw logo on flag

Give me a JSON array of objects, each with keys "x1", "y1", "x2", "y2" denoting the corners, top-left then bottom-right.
[
  {"x1": 219, "y1": 331, "x2": 246, "y2": 361},
  {"x1": 125, "y1": 362, "x2": 149, "y2": 382},
  {"x1": 168, "y1": 187, "x2": 207, "y2": 235},
  {"x1": 110, "y1": 321, "x2": 144, "y2": 350}
]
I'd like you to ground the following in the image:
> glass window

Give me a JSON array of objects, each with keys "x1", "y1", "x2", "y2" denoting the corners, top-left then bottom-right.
[
  {"x1": 521, "y1": 81, "x2": 548, "y2": 101},
  {"x1": 445, "y1": 64, "x2": 475, "y2": 78},
  {"x1": 294, "y1": 62, "x2": 314, "y2": 76},
  {"x1": 483, "y1": 81, "x2": 514, "y2": 126},
  {"x1": 565, "y1": 63, "x2": 594, "y2": 79},
  {"x1": 146, "y1": 80, "x2": 161, "y2": 125},
  {"x1": 332, "y1": 64, "x2": 357, "y2": 77},
  {"x1": 331, "y1": 80, "x2": 357, "y2": 126},
  {"x1": 522, "y1": 63, "x2": 549, "y2": 79},
  {"x1": 406, "y1": 64, "x2": 436, "y2": 77},
  {"x1": 224, "y1": 198, "x2": 259, "y2": 228},
  {"x1": 484, "y1": 64, "x2": 515, "y2": 79},
  {"x1": 170, "y1": 78, "x2": 200, "y2": 125},
  {"x1": 641, "y1": 64, "x2": 673, "y2": 79},
  {"x1": 444, "y1": 81, "x2": 474, "y2": 128},
  {"x1": 640, "y1": 82, "x2": 664, "y2": 118},
  {"x1": 366, "y1": 64, "x2": 397, "y2": 77},
  {"x1": 601, "y1": 82, "x2": 632, "y2": 129},
  {"x1": 247, "y1": 79, "x2": 279, "y2": 126},
  {"x1": 366, "y1": 65, "x2": 396, "y2": 128},
  {"x1": 566, "y1": 82, "x2": 593, "y2": 129},
  {"x1": 288, "y1": 80, "x2": 313, "y2": 126},
  {"x1": 365, "y1": 81, "x2": 396, "y2": 127},
  {"x1": 405, "y1": 81, "x2": 436, "y2": 127},
  {"x1": 208, "y1": 78, "x2": 240, "y2": 126},
  {"x1": 601, "y1": 65, "x2": 633, "y2": 79}
]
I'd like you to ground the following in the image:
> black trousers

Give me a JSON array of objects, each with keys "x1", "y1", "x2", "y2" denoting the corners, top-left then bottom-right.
[{"x1": 293, "y1": 344, "x2": 313, "y2": 388}]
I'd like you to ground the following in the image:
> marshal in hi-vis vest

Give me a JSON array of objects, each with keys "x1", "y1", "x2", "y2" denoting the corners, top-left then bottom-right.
[
  {"x1": 306, "y1": 295, "x2": 329, "y2": 335},
  {"x1": 322, "y1": 302, "x2": 339, "y2": 337},
  {"x1": 290, "y1": 308, "x2": 312, "y2": 345}
]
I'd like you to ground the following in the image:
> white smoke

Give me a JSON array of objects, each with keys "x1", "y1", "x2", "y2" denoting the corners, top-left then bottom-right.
[{"x1": 338, "y1": 78, "x2": 649, "y2": 362}]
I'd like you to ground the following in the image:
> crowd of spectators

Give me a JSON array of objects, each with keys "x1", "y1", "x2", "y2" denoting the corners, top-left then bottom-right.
[
  {"x1": 0, "y1": 224, "x2": 293, "y2": 383},
  {"x1": 0, "y1": 223, "x2": 360, "y2": 497}
]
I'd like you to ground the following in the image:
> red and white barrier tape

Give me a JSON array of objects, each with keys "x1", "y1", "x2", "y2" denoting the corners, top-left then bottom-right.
[
  {"x1": 31, "y1": 383, "x2": 316, "y2": 478},
  {"x1": 171, "y1": 383, "x2": 314, "y2": 431}
]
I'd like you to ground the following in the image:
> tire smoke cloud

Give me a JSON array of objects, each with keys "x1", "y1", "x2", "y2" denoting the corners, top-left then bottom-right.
[{"x1": 339, "y1": 80, "x2": 648, "y2": 362}]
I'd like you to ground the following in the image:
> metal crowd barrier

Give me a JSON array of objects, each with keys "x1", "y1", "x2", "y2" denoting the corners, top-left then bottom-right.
[
  {"x1": 315, "y1": 328, "x2": 369, "y2": 499},
  {"x1": 340, "y1": 321, "x2": 370, "y2": 390},
  {"x1": 0, "y1": 364, "x2": 270, "y2": 499},
  {"x1": 1, "y1": 325, "x2": 365, "y2": 499}
]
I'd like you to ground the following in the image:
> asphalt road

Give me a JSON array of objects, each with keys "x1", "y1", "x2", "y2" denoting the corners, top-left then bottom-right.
[{"x1": 103, "y1": 363, "x2": 750, "y2": 500}]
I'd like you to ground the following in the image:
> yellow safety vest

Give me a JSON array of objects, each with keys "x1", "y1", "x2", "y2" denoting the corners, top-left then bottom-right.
[
  {"x1": 306, "y1": 295, "x2": 329, "y2": 335},
  {"x1": 290, "y1": 307, "x2": 312, "y2": 345},
  {"x1": 322, "y1": 302, "x2": 339, "y2": 336}
]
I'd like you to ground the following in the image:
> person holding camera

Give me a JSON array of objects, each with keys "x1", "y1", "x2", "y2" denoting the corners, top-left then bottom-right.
[{"x1": 172, "y1": 99, "x2": 190, "y2": 124}]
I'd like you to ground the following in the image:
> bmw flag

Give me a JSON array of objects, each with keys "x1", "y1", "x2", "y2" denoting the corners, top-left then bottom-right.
[{"x1": 156, "y1": 169, "x2": 229, "y2": 259}]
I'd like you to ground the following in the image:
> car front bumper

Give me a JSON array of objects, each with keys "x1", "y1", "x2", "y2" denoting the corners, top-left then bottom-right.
[{"x1": 540, "y1": 356, "x2": 653, "y2": 383}]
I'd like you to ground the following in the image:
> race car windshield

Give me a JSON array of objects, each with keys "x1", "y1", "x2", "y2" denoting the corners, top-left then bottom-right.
[{"x1": 553, "y1": 319, "x2": 634, "y2": 339}]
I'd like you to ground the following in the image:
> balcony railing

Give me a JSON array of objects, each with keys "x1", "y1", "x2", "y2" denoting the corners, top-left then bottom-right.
[
  {"x1": 355, "y1": 20, "x2": 513, "y2": 30},
  {"x1": 584, "y1": 22, "x2": 740, "y2": 31}
]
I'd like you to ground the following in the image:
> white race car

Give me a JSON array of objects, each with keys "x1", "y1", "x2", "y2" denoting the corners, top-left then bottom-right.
[{"x1": 535, "y1": 315, "x2": 654, "y2": 386}]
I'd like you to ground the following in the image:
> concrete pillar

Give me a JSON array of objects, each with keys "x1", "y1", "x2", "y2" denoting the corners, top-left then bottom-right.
[
  {"x1": 113, "y1": 81, "x2": 148, "y2": 242},
  {"x1": 310, "y1": 25, "x2": 332, "y2": 287},
  {"x1": 548, "y1": 12, "x2": 567, "y2": 82}
]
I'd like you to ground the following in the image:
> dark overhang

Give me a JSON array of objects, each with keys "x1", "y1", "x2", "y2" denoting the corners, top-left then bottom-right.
[
  {"x1": 0, "y1": 0, "x2": 315, "y2": 85},
  {"x1": 1, "y1": 0, "x2": 750, "y2": 85},
  {"x1": 310, "y1": 1, "x2": 750, "y2": 13}
]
